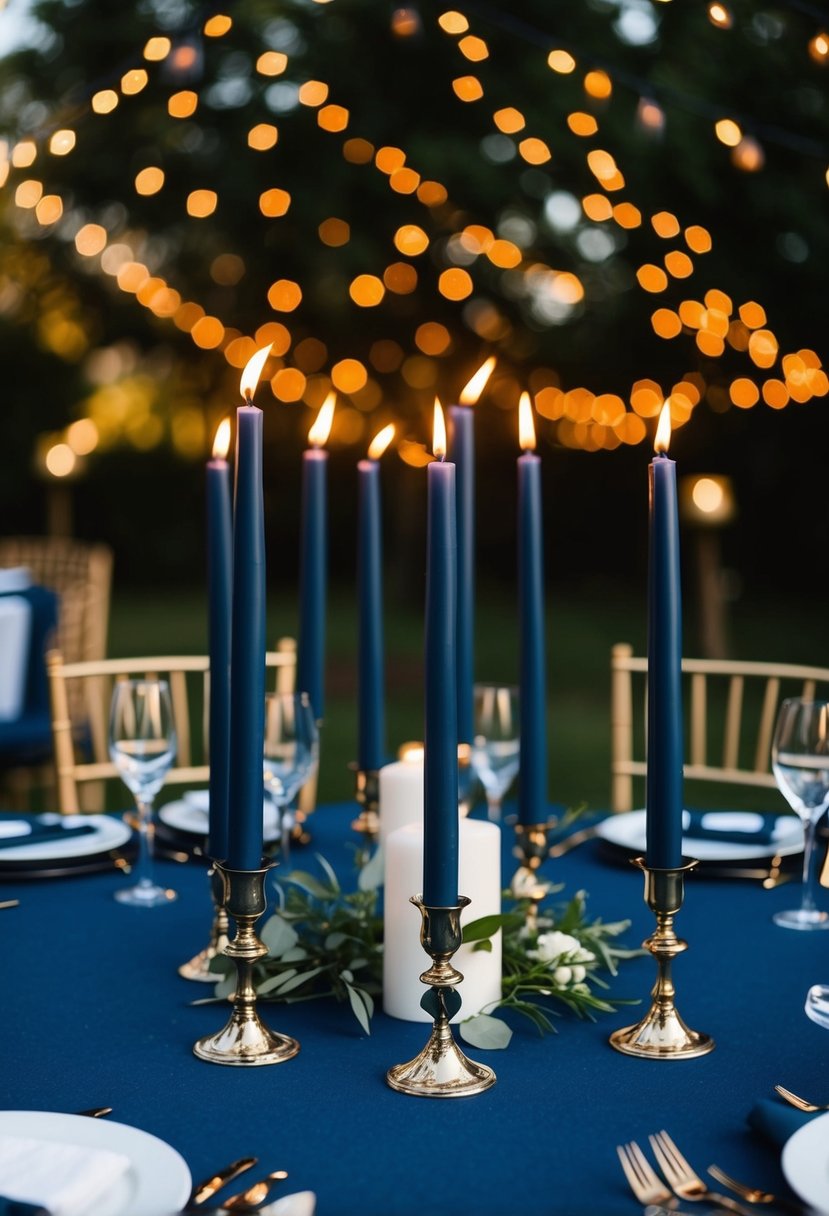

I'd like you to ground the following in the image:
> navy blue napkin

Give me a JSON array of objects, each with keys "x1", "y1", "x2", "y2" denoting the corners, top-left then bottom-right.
[
  {"x1": 684, "y1": 810, "x2": 778, "y2": 845},
  {"x1": 0, "y1": 1198, "x2": 50, "y2": 1215},
  {"x1": 0, "y1": 824, "x2": 97, "y2": 853},
  {"x1": 747, "y1": 1097, "x2": 816, "y2": 1146}
]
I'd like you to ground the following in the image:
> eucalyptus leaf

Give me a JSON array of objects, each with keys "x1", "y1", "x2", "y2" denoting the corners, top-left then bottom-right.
[
  {"x1": 260, "y1": 914, "x2": 299, "y2": 957},
  {"x1": 346, "y1": 984, "x2": 372, "y2": 1035},
  {"x1": 285, "y1": 870, "x2": 336, "y2": 899},
  {"x1": 462, "y1": 912, "x2": 522, "y2": 943},
  {"x1": 459, "y1": 1013, "x2": 513, "y2": 1050},
  {"x1": 280, "y1": 946, "x2": 309, "y2": 963},
  {"x1": 271, "y1": 966, "x2": 326, "y2": 995},
  {"x1": 358, "y1": 845, "x2": 384, "y2": 892},
  {"x1": 315, "y1": 853, "x2": 341, "y2": 893},
  {"x1": 258, "y1": 968, "x2": 298, "y2": 994},
  {"x1": 325, "y1": 932, "x2": 347, "y2": 950}
]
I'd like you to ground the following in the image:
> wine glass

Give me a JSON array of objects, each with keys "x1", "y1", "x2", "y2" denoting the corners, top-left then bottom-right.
[
  {"x1": 109, "y1": 678, "x2": 177, "y2": 907},
  {"x1": 263, "y1": 692, "x2": 319, "y2": 856},
  {"x1": 771, "y1": 697, "x2": 829, "y2": 930},
  {"x1": 470, "y1": 683, "x2": 520, "y2": 821}
]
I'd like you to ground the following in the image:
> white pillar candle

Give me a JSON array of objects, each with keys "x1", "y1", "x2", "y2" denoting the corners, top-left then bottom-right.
[
  {"x1": 379, "y1": 758, "x2": 424, "y2": 847},
  {"x1": 383, "y1": 818, "x2": 502, "y2": 1022}
]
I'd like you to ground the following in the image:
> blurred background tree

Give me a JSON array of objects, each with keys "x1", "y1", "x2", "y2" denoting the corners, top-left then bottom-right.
[{"x1": 0, "y1": 0, "x2": 827, "y2": 598}]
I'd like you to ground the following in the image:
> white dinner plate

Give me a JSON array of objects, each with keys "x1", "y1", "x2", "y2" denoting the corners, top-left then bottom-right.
[
  {"x1": 595, "y1": 809, "x2": 803, "y2": 862},
  {"x1": 0, "y1": 1111, "x2": 191, "y2": 1216},
  {"x1": 782, "y1": 1109, "x2": 829, "y2": 1215},
  {"x1": 159, "y1": 797, "x2": 280, "y2": 841},
  {"x1": 0, "y1": 815, "x2": 132, "y2": 862}
]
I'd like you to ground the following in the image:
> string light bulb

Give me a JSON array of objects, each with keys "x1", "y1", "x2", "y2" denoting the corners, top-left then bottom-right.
[{"x1": 707, "y1": 3, "x2": 733, "y2": 29}]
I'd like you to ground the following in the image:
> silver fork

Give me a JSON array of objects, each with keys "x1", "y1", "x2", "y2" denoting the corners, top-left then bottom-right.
[
  {"x1": 649, "y1": 1131, "x2": 753, "y2": 1215},
  {"x1": 617, "y1": 1141, "x2": 677, "y2": 1210}
]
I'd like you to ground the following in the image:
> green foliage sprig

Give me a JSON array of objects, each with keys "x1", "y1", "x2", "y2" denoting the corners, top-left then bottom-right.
[
  {"x1": 458, "y1": 889, "x2": 641, "y2": 1051},
  {"x1": 198, "y1": 850, "x2": 640, "y2": 1048}
]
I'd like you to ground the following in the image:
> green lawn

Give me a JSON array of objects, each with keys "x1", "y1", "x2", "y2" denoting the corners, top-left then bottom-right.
[{"x1": 108, "y1": 582, "x2": 823, "y2": 815}]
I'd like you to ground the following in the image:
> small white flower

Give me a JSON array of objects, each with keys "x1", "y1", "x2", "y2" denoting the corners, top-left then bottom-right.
[
  {"x1": 573, "y1": 982, "x2": 590, "y2": 994},
  {"x1": 553, "y1": 965, "x2": 572, "y2": 985},
  {"x1": 571, "y1": 964, "x2": 586, "y2": 982},
  {"x1": 535, "y1": 930, "x2": 580, "y2": 963},
  {"x1": 574, "y1": 947, "x2": 595, "y2": 963}
]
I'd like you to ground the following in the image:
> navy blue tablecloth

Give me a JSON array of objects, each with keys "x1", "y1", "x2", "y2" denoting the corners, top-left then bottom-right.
[{"x1": 2, "y1": 804, "x2": 828, "y2": 1216}]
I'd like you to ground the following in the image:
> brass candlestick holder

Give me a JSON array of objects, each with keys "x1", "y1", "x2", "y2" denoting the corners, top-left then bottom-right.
[
  {"x1": 512, "y1": 820, "x2": 558, "y2": 930},
  {"x1": 193, "y1": 861, "x2": 300, "y2": 1067},
  {"x1": 609, "y1": 857, "x2": 714, "y2": 1060},
  {"x1": 386, "y1": 896, "x2": 496, "y2": 1098},
  {"x1": 350, "y1": 766, "x2": 380, "y2": 841},
  {"x1": 178, "y1": 865, "x2": 230, "y2": 983}
]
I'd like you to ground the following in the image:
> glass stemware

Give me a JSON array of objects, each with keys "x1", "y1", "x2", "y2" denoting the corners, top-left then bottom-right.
[
  {"x1": 109, "y1": 678, "x2": 177, "y2": 907},
  {"x1": 470, "y1": 682, "x2": 520, "y2": 821},
  {"x1": 771, "y1": 697, "x2": 829, "y2": 930},
  {"x1": 263, "y1": 692, "x2": 319, "y2": 857}
]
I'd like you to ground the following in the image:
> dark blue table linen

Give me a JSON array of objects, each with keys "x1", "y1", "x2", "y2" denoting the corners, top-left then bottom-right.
[{"x1": 1, "y1": 803, "x2": 827, "y2": 1216}]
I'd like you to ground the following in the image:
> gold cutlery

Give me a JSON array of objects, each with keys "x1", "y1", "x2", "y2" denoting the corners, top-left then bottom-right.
[
  {"x1": 222, "y1": 1169, "x2": 289, "y2": 1211},
  {"x1": 708, "y1": 1164, "x2": 808, "y2": 1215},
  {"x1": 188, "y1": 1158, "x2": 258, "y2": 1207},
  {"x1": 549, "y1": 826, "x2": 600, "y2": 858},
  {"x1": 774, "y1": 1083, "x2": 829, "y2": 1113},
  {"x1": 0, "y1": 899, "x2": 20, "y2": 910},
  {"x1": 76, "y1": 1107, "x2": 112, "y2": 1118},
  {"x1": 649, "y1": 1131, "x2": 753, "y2": 1215},
  {"x1": 616, "y1": 1141, "x2": 677, "y2": 1210}
]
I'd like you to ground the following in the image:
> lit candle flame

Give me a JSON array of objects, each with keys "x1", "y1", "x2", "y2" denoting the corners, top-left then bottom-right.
[
  {"x1": 654, "y1": 401, "x2": 672, "y2": 454},
  {"x1": 459, "y1": 355, "x2": 496, "y2": 405},
  {"x1": 308, "y1": 391, "x2": 335, "y2": 448},
  {"x1": 433, "y1": 398, "x2": 447, "y2": 460},
  {"x1": 518, "y1": 392, "x2": 536, "y2": 452},
  {"x1": 212, "y1": 417, "x2": 231, "y2": 459},
  {"x1": 239, "y1": 344, "x2": 273, "y2": 402},
  {"x1": 367, "y1": 423, "x2": 395, "y2": 461}
]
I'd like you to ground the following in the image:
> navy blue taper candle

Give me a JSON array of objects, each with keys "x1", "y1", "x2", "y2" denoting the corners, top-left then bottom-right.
[
  {"x1": 206, "y1": 418, "x2": 233, "y2": 862},
  {"x1": 517, "y1": 393, "x2": 548, "y2": 826},
  {"x1": 645, "y1": 403, "x2": 684, "y2": 869},
  {"x1": 298, "y1": 393, "x2": 334, "y2": 724},
  {"x1": 357, "y1": 424, "x2": 394, "y2": 772},
  {"x1": 227, "y1": 346, "x2": 271, "y2": 870},
  {"x1": 423, "y1": 401, "x2": 459, "y2": 908}
]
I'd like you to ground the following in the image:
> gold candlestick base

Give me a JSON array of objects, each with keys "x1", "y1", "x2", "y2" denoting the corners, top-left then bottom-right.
[
  {"x1": 193, "y1": 862, "x2": 300, "y2": 1067},
  {"x1": 178, "y1": 865, "x2": 230, "y2": 983},
  {"x1": 609, "y1": 857, "x2": 714, "y2": 1060},
  {"x1": 512, "y1": 821, "x2": 558, "y2": 931},
  {"x1": 350, "y1": 767, "x2": 380, "y2": 840},
  {"x1": 386, "y1": 897, "x2": 496, "y2": 1098}
]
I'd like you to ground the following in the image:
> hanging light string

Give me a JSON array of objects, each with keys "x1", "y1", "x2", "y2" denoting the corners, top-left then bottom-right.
[{"x1": 0, "y1": 3, "x2": 825, "y2": 460}]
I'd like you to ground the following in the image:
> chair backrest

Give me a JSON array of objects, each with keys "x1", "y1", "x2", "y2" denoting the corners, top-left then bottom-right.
[
  {"x1": 610, "y1": 642, "x2": 829, "y2": 813},
  {"x1": 48, "y1": 640, "x2": 297, "y2": 814},
  {"x1": 0, "y1": 536, "x2": 113, "y2": 665}
]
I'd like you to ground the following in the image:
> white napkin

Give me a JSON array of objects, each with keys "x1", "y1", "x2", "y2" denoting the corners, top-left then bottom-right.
[
  {"x1": 0, "y1": 1135, "x2": 129, "y2": 1216},
  {"x1": 0, "y1": 596, "x2": 32, "y2": 722}
]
